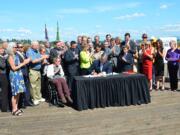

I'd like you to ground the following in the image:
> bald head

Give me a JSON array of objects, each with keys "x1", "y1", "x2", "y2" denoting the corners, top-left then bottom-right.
[{"x1": 31, "y1": 41, "x2": 39, "y2": 50}]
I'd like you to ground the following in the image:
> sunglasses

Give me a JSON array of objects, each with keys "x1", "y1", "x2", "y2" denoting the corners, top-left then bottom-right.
[{"x1": 18, "y1": 46, "x2": 23, "y2": 48}]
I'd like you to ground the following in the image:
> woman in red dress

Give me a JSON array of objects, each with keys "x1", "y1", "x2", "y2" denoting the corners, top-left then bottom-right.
[{"x1": 142, "y1": 41, "x2": 153, "y2": 90}]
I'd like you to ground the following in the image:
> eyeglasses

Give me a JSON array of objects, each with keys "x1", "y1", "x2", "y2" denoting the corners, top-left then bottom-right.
[
  {"x1": 13, "y1": 47, "x2": 18, "y2": 48},
  {"x1": 18, "y1": 46, "x2": 23, "y2": 48}
]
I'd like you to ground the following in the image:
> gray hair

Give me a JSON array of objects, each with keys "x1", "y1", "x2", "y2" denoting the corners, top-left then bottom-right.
[
  {"x1": 170, "y1": 40, "x2": 177, "y2": 47},
  {"x1": 31, "y1": 41, "x2": 39, "y2": 46},
  {"x1": 7, "y1": 42, "x2": 16, "y2": 56}
]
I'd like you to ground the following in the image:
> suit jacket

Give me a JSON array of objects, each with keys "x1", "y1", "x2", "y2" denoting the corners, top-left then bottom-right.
[
  {"x1": 50, "y1": 47, "x2": 66, "y2": 61},
  {"x1": 121, "y1": 40, "x2": 136, "y2": 54},
  {"x1": 64, "y1": 48, "x2": 80, "y2": 76},
  {"x1": 118, "y1": 53, "x2": 133, "y2": 72},
  {"x1": 0, "y1": 55, "x2": 6, "y2": 74},
  {"x1": 90, "y1": 60, "x2": 112, "y2": 74}
]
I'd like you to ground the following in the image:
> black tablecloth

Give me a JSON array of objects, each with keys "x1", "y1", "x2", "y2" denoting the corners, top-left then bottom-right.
[{"x1": 72, "y1": 73, "x2": 151, "y2": 111}]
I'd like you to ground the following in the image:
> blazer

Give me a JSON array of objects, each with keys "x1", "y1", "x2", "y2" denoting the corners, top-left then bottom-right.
[
  {"x1": 80, "y1": 51, "x2": 92, "y2": 69},
  {"x1": 64, "y1": 48, "x2": 80, "y2": 75},
  {"x1": 121, "y1": 40, "x2": 136, "y2": 54},
  {"x1": 119, "y1": 53, "x2": 134, "y2": 72}
]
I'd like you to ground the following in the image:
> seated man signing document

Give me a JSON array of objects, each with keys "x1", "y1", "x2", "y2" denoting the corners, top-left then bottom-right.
[{"x1": 90, "y1": 53, "x2": 112, "y2": 76}]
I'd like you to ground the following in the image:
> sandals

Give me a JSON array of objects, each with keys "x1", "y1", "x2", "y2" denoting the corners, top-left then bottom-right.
[{"x1": 12, "y1": 109, "x2": 23, "y2": 116}]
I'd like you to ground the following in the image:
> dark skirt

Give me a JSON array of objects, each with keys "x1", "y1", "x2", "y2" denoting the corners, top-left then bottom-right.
[{"x1": 155, "y1": 63, "x2": 164, "y2": 76}]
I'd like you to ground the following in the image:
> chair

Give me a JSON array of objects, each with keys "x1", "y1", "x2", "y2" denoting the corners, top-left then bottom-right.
[{"x1": 47, "y1": 80, "x2": 65, "y2": 107}]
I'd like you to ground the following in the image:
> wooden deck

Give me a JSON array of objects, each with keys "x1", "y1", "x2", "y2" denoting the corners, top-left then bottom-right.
[{"x1": 0, "y1": 84, "x2": 180, "y2": 135}]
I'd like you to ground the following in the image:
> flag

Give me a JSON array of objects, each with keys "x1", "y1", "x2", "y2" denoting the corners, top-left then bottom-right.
[
  {"x1": 56, "y1": 21, "x2": 60, "y2": 41},
  {"x1": 45, "y1": 24, "x2": 49, "y2": 41}
]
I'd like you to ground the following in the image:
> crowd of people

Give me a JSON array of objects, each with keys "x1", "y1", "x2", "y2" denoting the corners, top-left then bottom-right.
[{"x1": 0, "y1": 33, "x2": 180, "y2": 116}]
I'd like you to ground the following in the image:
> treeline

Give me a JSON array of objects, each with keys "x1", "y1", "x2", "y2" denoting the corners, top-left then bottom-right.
[
  {"x1": 0, "y1": 38, "x2": 57, "y2": 47},
  {"x1": 0, "y1": 38, "x2": 180, "y2": 47}
]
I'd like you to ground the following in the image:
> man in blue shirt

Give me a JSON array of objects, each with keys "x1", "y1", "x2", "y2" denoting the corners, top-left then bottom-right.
[{"x1": 26, "y1": 41, "x2": 49, "y2": 105}]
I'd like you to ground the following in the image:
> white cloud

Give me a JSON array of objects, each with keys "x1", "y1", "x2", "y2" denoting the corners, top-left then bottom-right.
[
  {"x1": 58, "y1": 8, "x2": 91, "y2": 14},
  {"x1": 114, "y1": 13, "x2": 145, "y2": 20},
  {"x1": 160, "y1": 23, "x2": 180, "y2": 32},
  {"x1": 17, "y1": 28, "x2": 32, "y2": 34},
  {"x1": 0, "y1": 29, "x2": 14, "y2": 32},
  {"x1": 57, "y1": 2, "x2": 141, "y2": 14},
  {"x1": 160, "y1": 4, "x2": 168, "y2": 9},
  {"x1": 0, "y1": 28, "x2": 32, "y2": 35},
  {"x1": 94, "y1": 2, "x2": 141, "y2": 13},
  {"x1": 94, "y1": 6, "x2": 114, "y2": 12}
]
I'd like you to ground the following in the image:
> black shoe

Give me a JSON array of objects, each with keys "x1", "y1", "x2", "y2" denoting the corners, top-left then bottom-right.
[
  {"x1": 57, "y1": 102, "x2": 65, "y2": 108},
  {"x1": 26, "y1": 101, "x2": 34, "y2": 107},
  {"x1": 21, "y1": 104, "x2": 27, "y2": 109}
]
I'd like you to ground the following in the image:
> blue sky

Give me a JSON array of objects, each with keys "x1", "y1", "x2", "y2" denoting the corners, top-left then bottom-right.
[{"x1": 0, "y1": 0, "x2": 180, "y2": 41}]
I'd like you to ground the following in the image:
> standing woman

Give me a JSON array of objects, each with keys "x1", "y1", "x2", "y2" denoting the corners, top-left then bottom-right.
[
  {"x1": 165, "y1": 40, "x2": 180, "y2": 91},
  {"x1": 80, "y1": 43, "x2": 92, "y2": 75},
  {"x1": 142, "y1": 41, "x2": 153, "y2": 90},
  {"x1": 138, "y1": 43, "x2": 145, "y2": 73},
  {"x1": 154, "y1": 39, "x2": 165, "y2": 90},
  {"x1": 7, "y1": 42, "x2": 30, "y2": 116},
  {"x1": 39, "y1": 46, "x2": 49, "y2": 100}
]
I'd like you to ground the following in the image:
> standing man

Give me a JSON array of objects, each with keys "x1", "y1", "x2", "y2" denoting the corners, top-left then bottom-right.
[
  {"x1": 26, "y1": 41, "x2": 49, "y2": 105},
  {"x1": 0, "y1": 43, "x2": 9, "y2": 112},
  {"x1": 44, "y1": 41, "x2": 51, "y2": 55},
  {"x1": 105, "y1": 34, "x2": 111, "y2": 46},
  {"x1": 77, "y1": 35, "x2": 82, "y2": 52},
  {"x1": 109, "y1": 38, "x2": 120, "y2": 72},
  {"x1": 64, "y1": 41, "x2": 80, "y2": 90},
  {"x1": 93, "y1": 35, "x2": 101, "y2": 47},
  {"x1": 49, "y1": 41, "x2": 67, "y2": 70},
  {"x1": 121, "y1": 33, "x2": 136, "y2": 54},
  {"x1": 49, "y1": 41, "x2": 67, "y2": 61}
]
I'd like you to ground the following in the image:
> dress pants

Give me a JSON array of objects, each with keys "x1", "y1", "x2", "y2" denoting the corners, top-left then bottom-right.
[
  {"x1": 0, "y1": 73, "x2": 9, "y2": 112},
  {"x1": 29, "y1": 69, "x2": 42, "y2": 101},
  {"x1": 168, "y1": 63, "x2": 179, "y2": 90},
  {"x1": 52, "y1": 78, "x2": 70, "y2": 99}
]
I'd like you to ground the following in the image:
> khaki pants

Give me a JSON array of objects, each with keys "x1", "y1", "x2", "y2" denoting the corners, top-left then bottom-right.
[{"x1": 29, "y1": 69, "x2": 42, "y2": 101}]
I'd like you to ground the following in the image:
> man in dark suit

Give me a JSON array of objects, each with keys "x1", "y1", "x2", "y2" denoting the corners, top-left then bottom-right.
[
  {"x1": 0, "y1": 44, "x2": 9, "y2": 112},
  {"x1": 49, "y1": 41, "x2": 68, "y2": 72},
  {"x1": 121, "y1": 33, "x2": 136, "y2": 54},
  {"x1": 64, "y1": 41, "x2": 80, "y2": 90},
  {"x1": 90, "y1": 53, "x2": 112, "y2": 74}
]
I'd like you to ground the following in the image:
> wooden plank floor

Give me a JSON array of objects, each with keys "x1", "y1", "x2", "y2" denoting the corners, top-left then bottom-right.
[{"x1": 0, "y1": 83, "x2": 180, "y2": 135}]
